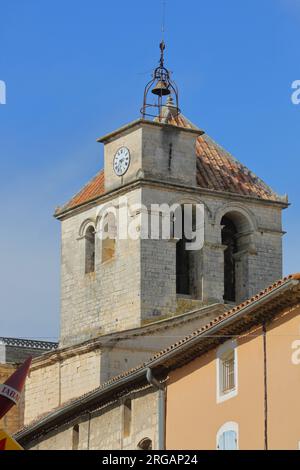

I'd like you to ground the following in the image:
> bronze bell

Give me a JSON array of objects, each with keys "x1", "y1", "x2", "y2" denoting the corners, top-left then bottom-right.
[{"x1": 151, "y1": 80, "x2": 171, "y2": 96}]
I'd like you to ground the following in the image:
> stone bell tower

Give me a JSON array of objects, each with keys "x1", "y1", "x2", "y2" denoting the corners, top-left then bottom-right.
[{"x1": 55, "y1": 43, "x2": 288, "y2": 347}]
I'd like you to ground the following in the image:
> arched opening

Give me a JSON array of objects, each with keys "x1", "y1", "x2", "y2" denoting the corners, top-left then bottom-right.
[
  {"x1": 101, "y1": 213, "x2": 116, "y2": 263},
  {"x1": 137, "y1": 437, "x2": 152, "y2": 450},
  {"x1": 176, "y1": 236, "x2": 190, "y2": 295},
  {"x1": 221, "y1": 217, "x2": 237, "y2": 302},
  {"x1": 176, "y1": 205, "x2": 202, "y2": 298},
  {"x1": 176, "y1": 205, "x2": 193, "y2": 296},
  {"x1": 85, "y1": 226, "x2": 95, "y2": 274},
  {"x1": 217, "y1": 422, "x2": 238, "y2": 450},
  {"x1": 221, "y1": 211, "x2": 252, "y2": 304}
]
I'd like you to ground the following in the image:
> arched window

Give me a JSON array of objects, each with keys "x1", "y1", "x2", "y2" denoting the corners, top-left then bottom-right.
[
  {"x1": 72, "y1": 424, "x2": 79, "y2": 450},
  {"x1": 221, "y1": 216, "x2": 237, "y2": 302},
  {"x1": 217, "y1": 422, "x2": 238, "y2": 450},
  {"x1": 137, "y1": 437, "x2": 152, "y2": 450},
  {"x1": 176, "y1": 237, "x2": 190, "y2": 295},
  {"x1": 101, "y1": 213, "x2": 116, "y2": 263},
  {"x1": 85, "y1": 226, "x2": 95, "y2": 274},
  {"x1": 221, "y1": 211, "x2": 252, "y2": 303},
  {"x1": 176, "y1": 205, "x2": 198, "y2": 296}
]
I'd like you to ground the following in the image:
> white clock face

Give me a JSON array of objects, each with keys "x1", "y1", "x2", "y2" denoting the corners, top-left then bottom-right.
[{"x1": 113, "y1": 147, "x2": 130, "y2": 177}]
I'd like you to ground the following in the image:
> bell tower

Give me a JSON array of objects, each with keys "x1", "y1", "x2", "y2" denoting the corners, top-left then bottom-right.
[{"x1": 56, "y1": 42, "x2": 287, "y2": 348}]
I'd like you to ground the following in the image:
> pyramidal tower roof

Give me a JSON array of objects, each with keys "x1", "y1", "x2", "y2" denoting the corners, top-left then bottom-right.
[
  {"x1": 55, "y1": 40, "x2": 287, "y2": 216},
  {"x1": 153, "y1": 95, "x2": 287, "y2": 203},
  {"x1": 56, "y1": 105, "x2": 286, "y2": 216}
]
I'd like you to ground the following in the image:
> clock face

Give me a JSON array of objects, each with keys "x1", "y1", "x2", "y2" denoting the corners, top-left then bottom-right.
[{"x1": 113, "y1": 147, "x2": 130, "y2": 176}]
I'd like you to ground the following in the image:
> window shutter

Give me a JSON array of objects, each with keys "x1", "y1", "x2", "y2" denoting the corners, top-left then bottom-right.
[
  {"x1": 218, "y1": 432, "x2": 225, "y2": 450},
  {"x1": 224, "y1": 430, "x2": 237, "y2": 450},
  {"x1": 218, "y1": 430, "x2": 237, "y2": 450}
]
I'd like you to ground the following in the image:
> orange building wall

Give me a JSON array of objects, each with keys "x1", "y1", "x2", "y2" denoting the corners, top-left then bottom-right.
[
  {"x1": 166, "y1": 306, "x2": 300, "y2": 450},
  {"x1": 266, "y1": 308, "x2": 300, "y2": 450},
  {"x1": 0, "y1": 364, "x2": 24, "y2": 435}
]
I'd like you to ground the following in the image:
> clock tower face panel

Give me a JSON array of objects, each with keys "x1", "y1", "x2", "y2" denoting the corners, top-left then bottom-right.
[
  {"x1": 113, "y1": 147, "x2": 131, "y2": 176},
  {"x1": 103, "y1": 122, "x2": 198, "y2": 192},
  {"x1": 104, "y1": 126, "x2": 143, "y2": 192}
]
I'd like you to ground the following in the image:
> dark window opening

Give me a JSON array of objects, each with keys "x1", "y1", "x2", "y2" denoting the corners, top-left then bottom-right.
[
  {"x1": 176, "y1": 206, "x2": 194, "y2": 295},
  {"x1": 221, "y1": 216, "x2": 238, "y2": 302},
  {"x1": 176, "y1": 206, "x2": 198, "y2": 296},
  {"x1": 85, "y1": 226, "x2": 95, "y2": 274},
  {"x1": 176, "y1": 236, "x2": 190, "y2": 295},
  {"x1": 72, "y1": 424, "x2": 79, "y2": 450}
]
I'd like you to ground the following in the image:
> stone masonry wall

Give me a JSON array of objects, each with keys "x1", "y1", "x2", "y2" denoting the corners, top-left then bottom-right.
[
  {"x1": 140, "y1": 185, "x2": 284, "y2": 313},
  {"x1": 60, "y1": 181, "x2": 284, "y2": 346},
  {"x1": 24, "y1": 304, "x2": 224, "y2": 426},
  {"x1": 60, "y1": 188, "x2": 142, "y2": 347},
  {"x1": 29, "y1": 388, "x2": 159, "y2": 450},
  {"x1": 24, "y1": 348, "x2": 101, "y2": 425}
]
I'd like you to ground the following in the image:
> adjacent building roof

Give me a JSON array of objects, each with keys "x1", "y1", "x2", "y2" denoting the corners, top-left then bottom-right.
[
  {"x1": 28, "y1": 303, "x2": 226, "y2": 372},
  {"x1": 0, "y1": 338, "x2": 58, "y2": 350},
  {"x1": 55, "y1": 113, "x2": 286, "y2": 217},
  {"x1": 16, "y1": 273, "x2": 300, "y2": 446},
  {"x1": 0, "y1": 338, "x2": 58, "y2": 365}
]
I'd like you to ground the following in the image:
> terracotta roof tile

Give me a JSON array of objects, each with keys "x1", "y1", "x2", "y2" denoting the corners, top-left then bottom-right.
[
  {"x1": 57, "y1": 170, "x2": 105, "y2": 214},
  {"x1": 167, "y1": 114, "x2": 284, "y2": 202}
]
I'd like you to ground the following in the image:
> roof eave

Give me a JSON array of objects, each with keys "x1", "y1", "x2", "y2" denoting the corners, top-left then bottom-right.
[
  {"x1": 97, "y1": 118, "x2": 204, "y2": 144},
  {"x1": 54, "y1": 176, "x2": 289, "y2": 221}
]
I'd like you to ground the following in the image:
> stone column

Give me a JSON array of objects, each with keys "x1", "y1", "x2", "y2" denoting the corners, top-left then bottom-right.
[{"x1": 202, "y1": 242, "x2": 226, "y2": 304}]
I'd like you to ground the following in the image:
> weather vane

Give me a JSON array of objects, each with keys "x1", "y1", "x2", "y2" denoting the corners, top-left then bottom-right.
[{"x1": 141, "y1": 1, "x2": 180, "y2": 120}]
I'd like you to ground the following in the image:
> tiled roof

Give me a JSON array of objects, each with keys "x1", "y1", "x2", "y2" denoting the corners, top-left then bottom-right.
[
  {"x1": 167, "y1": 114, "x2": 284, "y2": 202},
  {"x1": 0, "y1": 338, "x2": 57, "y2": 350},
  {"x1": 55, "y1": 114, "x2": 286, "y2": 216},
  {"x1": 29, "y1": 303, "x2": 226, "y2": 371},
  {"x1": 16, "y1": 274, "x2": 300, "y2": 443},
  {"x1": 56, "y1": 169, "x2": 105, "y2": 215}
]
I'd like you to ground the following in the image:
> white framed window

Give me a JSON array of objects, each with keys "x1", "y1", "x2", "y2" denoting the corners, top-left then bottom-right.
[
  {"x1": 216, "y1": 340, "x2": 238, "y2": 403},
  {"x1": 216, "y1": 422, "x2": 239, "y2": 450}
]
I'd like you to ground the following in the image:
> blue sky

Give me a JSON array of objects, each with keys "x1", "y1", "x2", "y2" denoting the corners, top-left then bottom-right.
[{"x1": 0, "y1": 0, "x2": 299, "y2": 340}]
